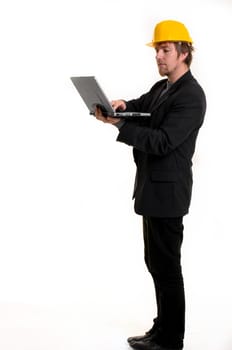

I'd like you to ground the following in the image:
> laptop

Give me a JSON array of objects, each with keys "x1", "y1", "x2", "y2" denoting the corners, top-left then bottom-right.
[{"x1": 70, "y1": 76, "x2": 151, "y2": 119}]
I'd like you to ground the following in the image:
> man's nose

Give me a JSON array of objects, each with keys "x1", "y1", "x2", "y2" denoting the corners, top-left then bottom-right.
[{"x1": 156, "y1": 50, "x2": 163, "y2": 60}]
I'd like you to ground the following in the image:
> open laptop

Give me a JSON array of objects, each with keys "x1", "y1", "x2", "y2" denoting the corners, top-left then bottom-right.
[{"x1": 70, "y1": 76, "x2": 151, "y2": 119}]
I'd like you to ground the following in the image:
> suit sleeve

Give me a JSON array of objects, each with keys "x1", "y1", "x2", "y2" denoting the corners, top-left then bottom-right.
[
  {"x1": 125, "y1": 97, "x2": 145, "y2": 112},
  {"x1": 117, "y1": 88, "x2": 206, "y2": 156}
]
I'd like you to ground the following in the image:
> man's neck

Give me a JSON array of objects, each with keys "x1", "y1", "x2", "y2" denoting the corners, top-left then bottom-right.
[{"x1": 168, "y1": 66, "x2": 189, "y2": 83}]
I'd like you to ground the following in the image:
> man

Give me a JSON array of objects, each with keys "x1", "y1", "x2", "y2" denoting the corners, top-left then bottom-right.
[{"x1": 95, "y1": 20, "x2": 206, "y2": 350}]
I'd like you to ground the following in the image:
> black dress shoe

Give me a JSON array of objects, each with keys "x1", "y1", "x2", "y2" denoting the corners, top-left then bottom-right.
[
  {"x1": 129, "y1": 338, "x2": 182, "y2": 350},
  {"x1": 127, "y1": 332, "x2": 151, "y2": 344},
  {"x1": 127, "y1": 322, "x2": 158, "y2": 344}
]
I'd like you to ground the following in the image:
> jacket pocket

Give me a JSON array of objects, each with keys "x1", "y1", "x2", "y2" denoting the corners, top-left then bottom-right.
[{"x1": 150, "y1": 170, "x2": 178, "y2": 183}]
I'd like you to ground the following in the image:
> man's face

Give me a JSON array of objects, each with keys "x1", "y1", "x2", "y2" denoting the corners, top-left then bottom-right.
[{"x1": 155, "y1": 42, "x2": 186, "y2": 79}]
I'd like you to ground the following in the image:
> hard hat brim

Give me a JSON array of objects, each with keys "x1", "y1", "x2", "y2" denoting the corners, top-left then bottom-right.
[
  {"x1": 146, "y1": 40, "x2": 193, "y2": 48},
  {"x1": 146, "y1": 41, "x2": 155, "y2": 47}
]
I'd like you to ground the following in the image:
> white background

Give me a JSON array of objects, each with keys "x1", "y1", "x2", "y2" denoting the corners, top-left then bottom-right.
[{"x1": 0, "y1": 0, "x2": 232, "y2": 349}]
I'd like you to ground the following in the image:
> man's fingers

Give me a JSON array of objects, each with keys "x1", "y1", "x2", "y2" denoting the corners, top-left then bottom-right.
[{"x1": 106, "y1": 117, "x2": 121, "y2": 124}]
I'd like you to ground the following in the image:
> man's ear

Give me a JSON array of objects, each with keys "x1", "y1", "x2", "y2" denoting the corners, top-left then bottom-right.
[{"x1": 181, "y1": 52, "x2": 189, "y2": 61}]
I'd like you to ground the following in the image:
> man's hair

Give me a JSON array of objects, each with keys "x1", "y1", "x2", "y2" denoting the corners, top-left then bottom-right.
[{"x1": 174, "y1": 42, "x2": 194, "y2": 67}]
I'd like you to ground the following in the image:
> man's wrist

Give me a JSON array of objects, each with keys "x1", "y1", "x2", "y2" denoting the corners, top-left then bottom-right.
[{"x1": 114, "y1": 120, "x2": 126, "y2": 129}]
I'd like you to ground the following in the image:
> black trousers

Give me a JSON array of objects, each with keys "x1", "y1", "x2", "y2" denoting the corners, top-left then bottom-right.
[{"x1": 143, "y1": 216, "x2": 185, "y2": 349}]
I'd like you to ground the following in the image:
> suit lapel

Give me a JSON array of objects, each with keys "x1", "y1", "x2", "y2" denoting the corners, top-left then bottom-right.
[
  {"x1": 148, "y1": 81, "x2": 167, "y2": 112},
  {"x1": 154, "y1": 89, "x2": 170, "y2": 109},
  {"x1": 150, "y1": 70, "x2": 193, "y2": 112}
]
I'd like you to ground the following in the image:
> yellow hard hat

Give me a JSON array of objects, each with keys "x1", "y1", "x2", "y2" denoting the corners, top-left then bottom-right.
[{"x1": 146, "y1": 20, "x2": 193, "y2": 47}]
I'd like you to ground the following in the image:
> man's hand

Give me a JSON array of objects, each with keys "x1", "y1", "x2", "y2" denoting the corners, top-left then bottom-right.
[
  {"x1": 95, "y1": 107, "x2": 120, "y2": 124},
  {"x1": 111, "y1": 100, "x2": 127, "y2": 112},
  {"x1": 94, "y1": 99, "x2": 126, "y2": 125}
]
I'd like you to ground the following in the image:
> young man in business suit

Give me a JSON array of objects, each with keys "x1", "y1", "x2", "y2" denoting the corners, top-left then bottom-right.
[{"x1": 95, "y1": 20, "x2": 206, "y2": 350}]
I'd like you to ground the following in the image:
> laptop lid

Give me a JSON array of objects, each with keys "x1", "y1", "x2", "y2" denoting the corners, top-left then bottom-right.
[{"x1": 70, "y1": 76, "x2": 151, "y2": 119}]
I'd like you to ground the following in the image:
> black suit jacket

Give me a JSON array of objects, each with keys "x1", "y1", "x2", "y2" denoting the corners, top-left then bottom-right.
[{"x1": 117, "y1": 70, "x2": 206, "y2": 217}]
